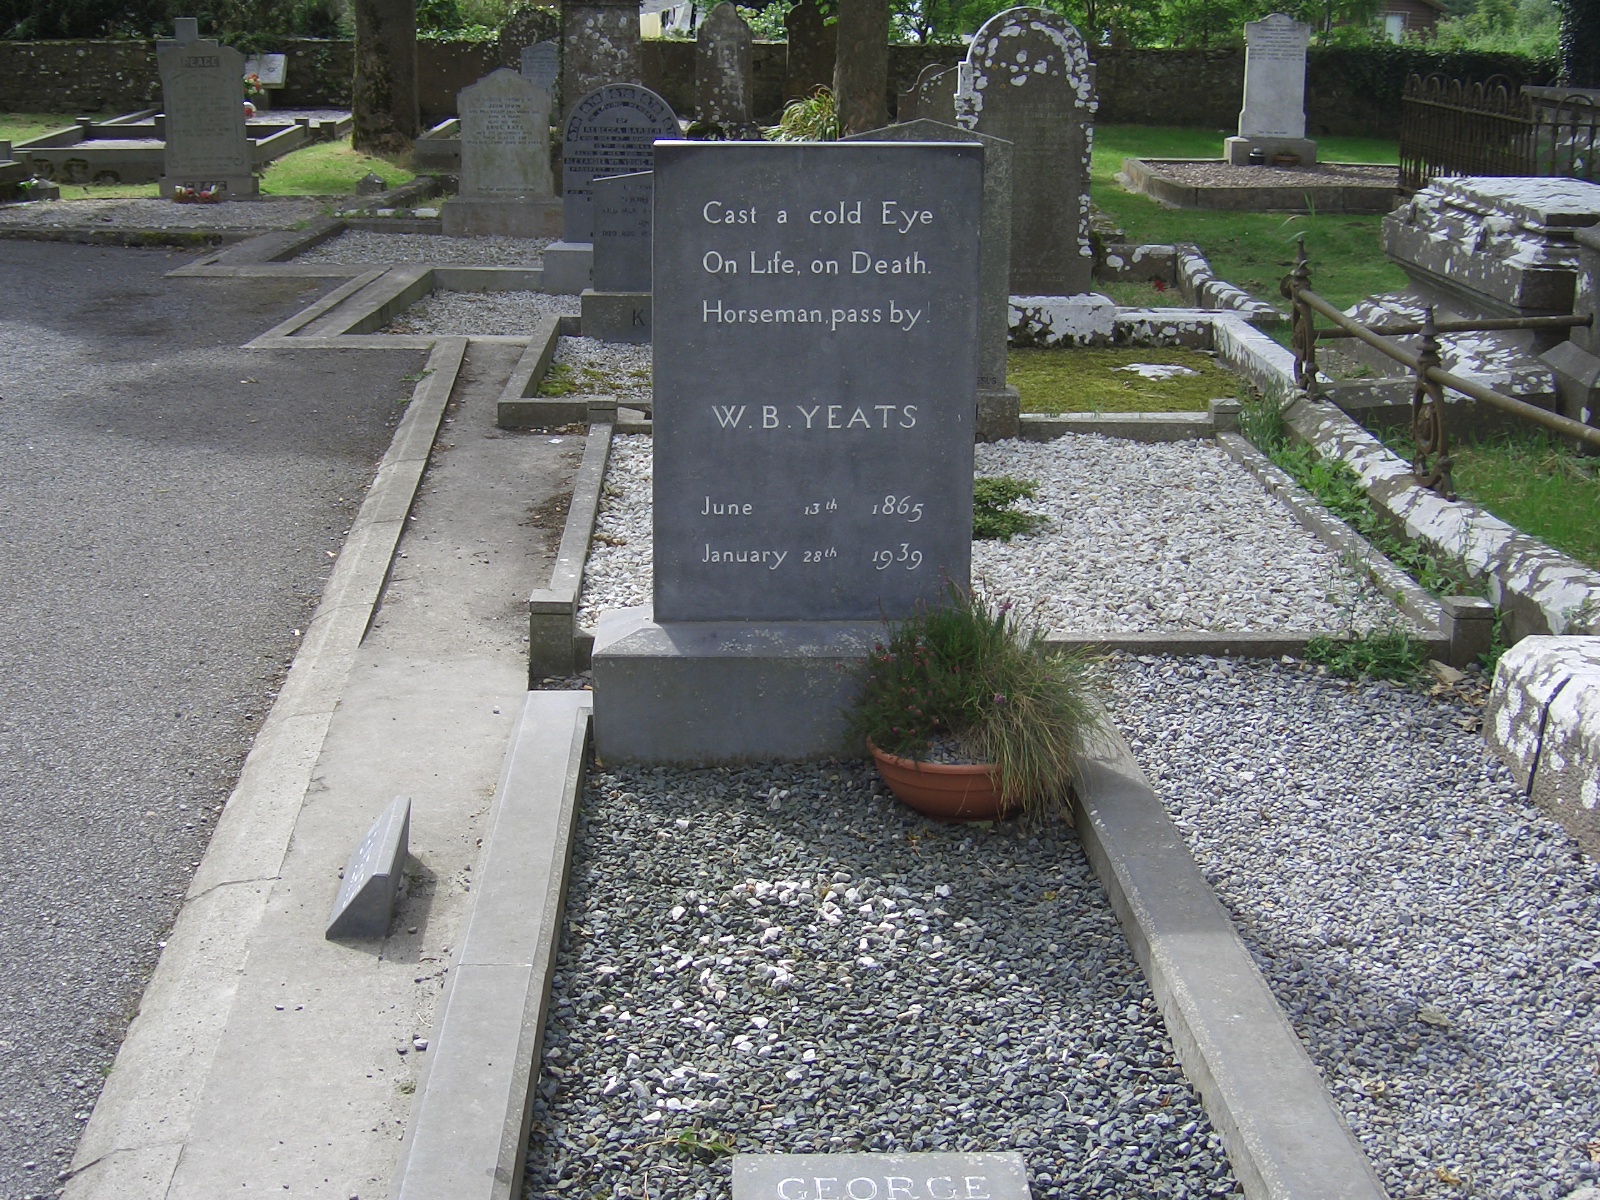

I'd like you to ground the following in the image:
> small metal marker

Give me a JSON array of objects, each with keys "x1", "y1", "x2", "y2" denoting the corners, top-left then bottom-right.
[
  {"x1": 732, "y1": 1153, "x2": 1030, "y2": 1200},
  {"x1": 326, "y1": 796, "x2": 411, "y2": 940}
]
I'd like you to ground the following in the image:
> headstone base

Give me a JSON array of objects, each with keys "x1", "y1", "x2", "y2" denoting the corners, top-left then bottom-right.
[
  {"x1": 1540, "y1": 339, "x2": 1600, "y2": 425},
  {"x1": 441, "y1": 196, "x2": 562, "y2": 238},
  {"x1": 1224, "y1": 135, "x2": 1318, "y2": 166},
  {"x1": 591, "y1": 606, "x2": 877, "y2": 763},
  {"x1": 159, "y1": 173, "x2": 259, "y2": 200},
  {"x1": 543, "y1": 240, "x2": 594, "y2": 294},
  {"x1": 977, "y1": 385, "x2": 1020, "y2": 442},
  {"x1": 581, "y1": 289, "x2": 651, "y2": 343}
]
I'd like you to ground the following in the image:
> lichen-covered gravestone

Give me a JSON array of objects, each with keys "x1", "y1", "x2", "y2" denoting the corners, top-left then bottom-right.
[
  {"x1": 441, "y1": 67, "x2": 560, "y2": 237},
  {"x1": 694, "y1": 1, "x2": 756, "y2": 136},
  {"x1": 559, "y1": 0, "x2": 642, "y2": 126},
  {"x1": 783, "y1": 0, "x2": 836, "y2": 105},
  {"x1": 956, "y1": 6, "x2": 1094, "y2": 296},
  {"x1": 520, "y1": 40, "x2": 560, "y2": 101},
  {"x1": 1224, "y1": 12, "x2": 1316, "y2": 166},
  {"x1": 914, "y1": 64, "x2": 959, "y2": 126},
  {"x1": 157, "y1": 20, "x2": 258, "y2": 199},
  {"x1": 591, "y1": 140, "x2": 984, "y2": 763}
]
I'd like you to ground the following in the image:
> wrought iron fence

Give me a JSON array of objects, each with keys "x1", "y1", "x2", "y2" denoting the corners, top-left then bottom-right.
[{"x1": 1399, "y1": 73, "x2": 1600, "y2": 193}]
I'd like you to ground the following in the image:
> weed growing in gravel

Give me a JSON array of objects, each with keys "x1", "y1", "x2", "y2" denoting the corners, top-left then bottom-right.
[
  {"x1": 973, "y1": 476, "x2": 1047, "y2": 541},
  {"x1": 1305, "y1": 627, "x2": 1427, "y2": 682}
]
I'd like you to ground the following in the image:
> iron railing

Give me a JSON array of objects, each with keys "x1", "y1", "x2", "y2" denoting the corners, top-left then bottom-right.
[
  {"x1": 1399, "y1": 73, "x2": 1600, "y2": 193},
  {"x1": 1280, "y1": 239, "x2": 1599, "y2": 499}
]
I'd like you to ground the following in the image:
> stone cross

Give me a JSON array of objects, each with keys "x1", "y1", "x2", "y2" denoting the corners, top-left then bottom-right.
[{"x1": 956, "y1": 6, "x2": 1096, "y2": 296}]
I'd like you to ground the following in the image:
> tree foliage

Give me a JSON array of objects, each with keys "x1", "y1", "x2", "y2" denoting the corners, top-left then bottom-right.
[{"x1": 0, "y1": 0, "x2": 347, "y2": 40}]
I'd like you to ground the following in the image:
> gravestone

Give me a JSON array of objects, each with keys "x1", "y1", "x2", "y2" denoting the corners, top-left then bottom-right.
[
  {"x1": 914, "y1": 64, "x2": 959, "y2": 125},
  {"x1": 560, "y1": 0, "x2": 643, "y2": 127},
  {"x1": 783, "y1": 0, "x2": 836, "y2": 104},
  {"x1": 156, "y1": 22, "x2": 258, "y2": 199},
  {"x1": 733, "y1": 1153, "x2": 1031, "y2": 1200},
  {"x1": 442, "y1": 67, "x2": 561, "y2": 237},
  {"x1": 582, "y1": 170, "x2": 654, "y2": 342},
  {"x1": 546, "y1": 84, "x2": 678, "y2": 293},
  {"x1": 325, "y1": 796, "x2": 410, "y2": 940},
  {"x1": 695, "y1": 1, "x2": 756, "y2": 135},
  {"x1": 845, "y1": 117, "x2": 1017, "y2": 440},
  {"x1": 956, "y1": 7, "x2": 1094, "y2": 296},
  {"x1": 243, "y1": 52, "x2": 287, "y2": 92},
  {"x1": 521, "y1": 40, "x2": 560, "y2": 99},
  {"x1": 1224, "y1": 13, "x2": 1316, "y2": 166},
  {"x1": 833, "y1": 0, "x2": 889, "y2": 135},
  {"x1": 592, "y1": 139, "x2": 984, "y2": 762},
  {"x1": 897, "y1": 62, "x2": 941, "y2": 122}
]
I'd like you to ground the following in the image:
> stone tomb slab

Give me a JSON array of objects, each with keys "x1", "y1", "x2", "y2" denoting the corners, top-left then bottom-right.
[
  {"x1": 325, "y1": 795, "x2": 410, "y2": 940},
  {"x1": 732, "y1": 1153, "x2": 1031, "y2": 1200},
  {"x1": 651, "y1": 140, "x2": 983, "y2": 622}
]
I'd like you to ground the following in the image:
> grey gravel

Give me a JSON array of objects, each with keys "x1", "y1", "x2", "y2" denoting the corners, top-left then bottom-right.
[
  {"x1": 294, "y1": 230, "x2": 552, "y2": 265},
  {"x1": 1106, "y1": 655, "x2": 1600, "y2": 1200},
  {"x1": 552, "y1": 337, "x2": 653, "y2": 403},
  {"x1": 0, "y1": 196, "x2": 328, "y2": 231},
  {"x1": 577, "y1": 434, "x2": 1414, "y2": 636},
  {"x1": 384, "y1": 288, "x2": 578, "y2": 335},
  {"x1": 525, "y1": 760, "x2": 1239, "y2": 1200}
]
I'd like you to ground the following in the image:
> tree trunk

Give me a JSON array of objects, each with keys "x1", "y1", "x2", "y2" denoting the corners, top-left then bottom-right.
[
  {"x1": 1561, "y1": 0, "x2": 1600, "y2": 88},
  {"x1": 353, "y1": 0, "x2": 419, "y2": 155}
]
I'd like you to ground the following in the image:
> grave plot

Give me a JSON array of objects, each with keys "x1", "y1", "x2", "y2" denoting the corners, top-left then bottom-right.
[
  {"x1": 291, "y1": 230, "x2": 552, "y2": 265},
  {"x1": 523, "y1": 760, "x2": 1239, "y2": 1200},
  {"x1": 383, "y1": 288, "x2": 578, "y2": 336}
]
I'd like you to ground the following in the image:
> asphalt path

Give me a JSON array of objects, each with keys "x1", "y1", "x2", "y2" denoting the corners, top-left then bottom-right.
[{"x1": 0, "y1": 240, "x2": 427, "y2": 1199}]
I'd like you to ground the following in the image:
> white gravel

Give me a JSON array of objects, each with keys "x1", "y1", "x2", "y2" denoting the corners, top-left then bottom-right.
[
  {"x1": 0, "y1": 196, "x2": 327, "y2": 231},
  {"x1": 577, "y1": 433, "x2": 1415, "y2": 636},
  {"x1": 294, "y1": 230, "x2": 552, "y2": 264},
  {"x1": 384, "y1": 288, "x2": 578, "y2": 335},
  {"x1": 551, "y1": 338, "x2": 653, "y2": 403},
  {"x1": 1107, "y1": 656, "x2": 1600, "y2": 1200}
]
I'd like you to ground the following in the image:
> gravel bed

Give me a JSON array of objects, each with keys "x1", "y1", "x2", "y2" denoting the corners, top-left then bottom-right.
[
  {"x1": 383, "y1": 288, "x2": 578, "y2": 334},
  {"x1": 577, "y1": 433, "x2": 1415, "y2": 636},
  {"x1": 1136, "y1": 161, "x2": 1398, "y2": 189},
  {"x1": 551, "y1": 337, "x2": 653, "y2": 403},
  {"x1": 0, "y1": 196, "x2": 327, "y2": 231},
  {"x1": 524, "y1": 759, "x2": 1238, "y2": 1200},
  {"x1": 1106, "y1": 656, "x2": 1600, "y2": 1200},
  {"x1": 294, "y1": 229, "x2": 551, "y2": 264}
]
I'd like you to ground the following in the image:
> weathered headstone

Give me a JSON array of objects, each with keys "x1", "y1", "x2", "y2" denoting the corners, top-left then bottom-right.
[
  {"x1": 325, "y1": 796, "x2": 410, "y2": 940},
  {"x1": 1224, "y1": 13, "x2": 1317, "y2": 166},
  {"x1": 521, "y1": 40, "x2": 560, "y2": 98},
  {"x1": 845, "y1": 117, "x2": 1016, "y2": 440},
  {"x1": 547, "y1": 84, "x2": 678, "y2": 293},
  {"x1": 442, "y1": 67, "x2": 560, "y2": 237},
  {"x1": 581, "y1": 170, "x2": 654, "y2": 343},
  {"x1": 157, "y1": 22, "x2": 258, "y2": 199},
  {"x1": 783, "y1": 0, "x2": 836, "y2": 104},
  {"x1": 732, "y1": 1153, "x2": 1031, "y2": 1200},
  {"x1": 242, "y1": 52, "x2": 287, "y2": 88},
  {"x1": 913, "y1": 64, "x2": 958, "y2": 125},
  {"x1": 695, "y1": 1, "x2": 755, "y2": 135},
  {"x1": 560, "y1": 0, "x2": 643, "y2": 127},
  {"x1": 897, "y1": 63, "x2": 940, "y2": 122},
  {"x1": 956, "y1": 7, "x2": 1095, "y2": 296},
  {"x1": 833, "y1": 0, "x2": 889, "y2": 135},
  {"x1": 592, "y1": 139, "x2": 984, "y2": 763}
]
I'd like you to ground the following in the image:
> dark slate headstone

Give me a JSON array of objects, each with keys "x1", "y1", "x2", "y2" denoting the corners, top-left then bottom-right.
[
  {"x1": 733, "y1": 1153, "x2": 1031, "y2": 1200},
  {"x1": 325, "y1": 796, "x2": 410, "y2": 940},
  {"x1": 783, "y1": 0, "x2": 836, "y2": 104},
  {"x1": 593, "y1": 170, "x2": 653, "y2": 293},
  {"x1": 563, "y1": 84, "x2": 678, "y2": 243},
  {"x1": 457, "y1": 67, "x2": 553, "y2": 198},
  {"x1": 957, "y1": 7, "x2": 1095, "y2": 296},
  {"x1": 652, "y1": 140, "x2": 982, "y2": 622},
  {"x1": 560, "y1": 0, "x2": 643, "y2": 126},
  {"x1": 695, "y1": 1, "x2": 755, "y2": 132},
  {"x1": 157, "y1": 27, "x2": 257, "y2": 199},
  {"x1": 845, "y1": 118, "x2": 1016, "y2": 439},
  {"x1": 897, "y1": 62, "x2": 944, "y2": 122},
  {"x1": 520, "y1": 40, "x2": 560, "y2": 96}
]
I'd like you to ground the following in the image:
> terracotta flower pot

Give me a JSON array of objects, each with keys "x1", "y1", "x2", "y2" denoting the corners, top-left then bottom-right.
[{"x1": 868, "y1": 741, "x2": 1007, "y2": 822}]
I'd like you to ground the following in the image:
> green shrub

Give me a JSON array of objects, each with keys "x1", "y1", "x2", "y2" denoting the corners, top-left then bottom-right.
[{"x1": 973, "y1": 476, "x2": 1046, "y2": 541}]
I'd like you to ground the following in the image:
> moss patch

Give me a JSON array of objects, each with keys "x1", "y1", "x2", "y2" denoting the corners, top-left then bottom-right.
[{"x1": 1009, "y1": 347, "x2": 1237, "y2": 414}]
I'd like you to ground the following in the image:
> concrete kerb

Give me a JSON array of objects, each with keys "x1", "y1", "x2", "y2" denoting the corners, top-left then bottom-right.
[
  {"x1": 1073, "y1": 715, "x2": 1390, "y2": 1200},
  {"x1": 63, "y1": 336, "x2": 469, "y2": 1200},
  {"x1": 530, "y1": 421, "x2": 614, "y2": 679}
]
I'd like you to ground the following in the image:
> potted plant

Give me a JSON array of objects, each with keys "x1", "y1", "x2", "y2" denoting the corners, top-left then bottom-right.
[{"x1": 846, "y1": 584, "x2": 1103, "y2": 822}]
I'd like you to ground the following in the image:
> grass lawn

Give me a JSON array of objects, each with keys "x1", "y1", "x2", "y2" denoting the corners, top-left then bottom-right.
[
  {"x1": 1091, "y1": 124, "x2": 1408, "y2": 312},
  {"x1": 1010, "y1": 346, "x2": 1237, "y2": 413},
  {"x1": 0, "y1": 112, "x2": 81, "y2": 143}
]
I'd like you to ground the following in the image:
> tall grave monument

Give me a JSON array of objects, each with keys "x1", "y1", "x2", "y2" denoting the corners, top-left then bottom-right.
[
  {"x1": 956, "y1": 7, "x2": 1094, "y2": 296},
  {"x1": 546, "y1": 84, "x2": 679, "y2": 293},
  {"x1": 592, "y1": 140, "x2": 984, "y2": 762},
  {"x1": 441, "y1": 67, "x2": 560, "y2": 237},
  {"x1": 694, "y1": 2, "x2": 757, "y2": 137},
  {"x1": 560, "y1": 0, "x2": 643, "y2": 126},
  {"x1": 157, "y1": 18, "x2": 257, "y2": 199},
  {"x1": 1224, "y1": 13, "x2": 1317, "y2": 166}
]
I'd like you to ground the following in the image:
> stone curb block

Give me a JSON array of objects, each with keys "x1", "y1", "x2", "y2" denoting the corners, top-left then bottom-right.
[{"x1": 530, "y1": 421, "x2": 613, "y2": 678}]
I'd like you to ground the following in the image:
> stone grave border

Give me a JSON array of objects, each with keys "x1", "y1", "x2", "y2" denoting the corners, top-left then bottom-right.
[
  {"x1": 41, "y1": 216, "x2": 1594, "y2": 1200},
  {"x1": 1119, "y1": 156, "x2": 1399, "y2": 215}
]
